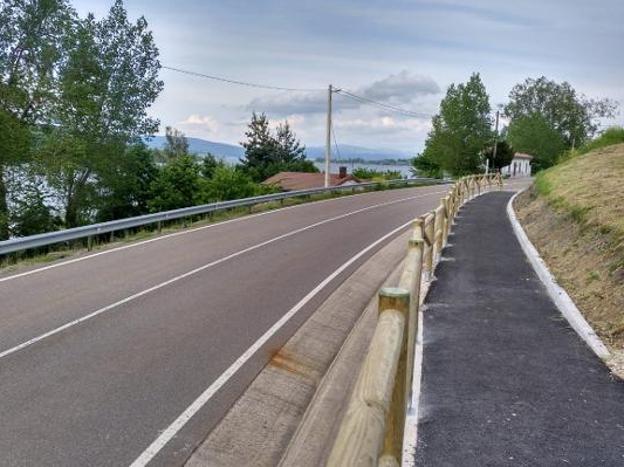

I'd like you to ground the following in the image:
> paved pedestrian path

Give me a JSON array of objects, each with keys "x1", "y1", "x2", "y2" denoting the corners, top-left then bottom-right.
[{"x1": 414, "y1": 191, "x2": 624, "y2": 466}]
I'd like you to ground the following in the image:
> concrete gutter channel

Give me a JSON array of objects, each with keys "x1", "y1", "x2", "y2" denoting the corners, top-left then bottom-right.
[{"x1": 186, "y1": 226, "x2": 413, "y2": 467}]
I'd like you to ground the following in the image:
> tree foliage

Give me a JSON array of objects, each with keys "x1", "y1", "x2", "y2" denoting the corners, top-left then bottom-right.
[
  {"x1": 42, "y1": 0, "x2": 163, "y2": 226},
  {"x1": 0, "y1": 0, "x2": 73, "y2": 238},
  {"x1": 148, "y1": 154, "x2": 204, "y2": 212},
  {"x1": 482, "y1": 140, "x2": 514, "y2": 171},
  {"x1": 240, "y1": 112, "x2": 317, "y2": 182},
  {"x1": 506, "y1": 113, "x2": 566, "y2": 171},
  {"x1": 504, "y1": 76, "x2": 617, "y2": 149},
  {"x1": 417, "y1": 73, "x2": 493, "y2": 177}
]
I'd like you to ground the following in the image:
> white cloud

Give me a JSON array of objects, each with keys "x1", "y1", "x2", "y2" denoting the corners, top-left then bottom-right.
[
  {"x1": 247, "y1": 70, "x2": 440, "y2": 116},
  {"x1": 176, "y1": 114, "x2": 219, "y2": 138},
  {"x1": 336, "y1": 116, "x2": 431, "y2": 135}
]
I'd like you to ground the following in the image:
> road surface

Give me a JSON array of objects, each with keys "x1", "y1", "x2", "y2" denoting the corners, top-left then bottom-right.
[{"x1": 1, "y1": 184, "x2": 454, "y2": 466}]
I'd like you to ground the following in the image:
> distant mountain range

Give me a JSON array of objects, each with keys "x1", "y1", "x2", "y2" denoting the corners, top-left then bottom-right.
[{"x1": 144, "y1": 136, "x2": 412, "y2": 161}]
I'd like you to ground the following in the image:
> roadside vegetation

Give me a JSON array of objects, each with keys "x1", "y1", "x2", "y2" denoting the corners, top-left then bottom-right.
[
  {"x1": 0, "y1": 1, "x2": 318, "y2": 242},
  {"x1": 515, "y1": 138, "x2": 624, "y2": 374},
  {"x1": 351, "y1": 167, "x2": 403, "y2": 181},
  {"x1": 412, "y1": 74, "x2": 616, "y2": 178}
]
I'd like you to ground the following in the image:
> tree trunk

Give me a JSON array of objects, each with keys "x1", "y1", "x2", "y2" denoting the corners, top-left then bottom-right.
[
  {"x1": 0, "y1": 166, "x2": 9, "y2": 240},
  {"x1": 64, "y1": 169, "x2": 91, "y2": 228}
]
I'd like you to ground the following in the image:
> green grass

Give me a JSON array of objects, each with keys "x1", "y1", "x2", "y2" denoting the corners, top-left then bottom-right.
[{"x1": 559, "y1": 126, "x2": 624, "y2": 162}]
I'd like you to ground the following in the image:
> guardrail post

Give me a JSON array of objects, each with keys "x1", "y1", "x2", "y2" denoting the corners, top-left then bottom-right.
[
  {"x1": 379, "y1": 287, "x2": 410, "y2": 466},
  {"x1": 87, "y1": 235, "x2": 93, "y2": 252}
]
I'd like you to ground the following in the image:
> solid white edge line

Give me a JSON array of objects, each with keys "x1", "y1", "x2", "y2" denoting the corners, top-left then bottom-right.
[
  {"x1": 0, "y1": 185, "x2": 445, "y2": 283},
  {"x1": 0, "y1": 190, "x2": 447, "y2": 361},
  {"x1": 506, "y1": 190, "x2": 610, "y2": 359},
  {"x1": 128, "y1": 218, "x2": 417, "y2": 467}
]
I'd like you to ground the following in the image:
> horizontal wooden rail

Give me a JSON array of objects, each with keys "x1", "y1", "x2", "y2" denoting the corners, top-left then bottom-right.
[{"x1": 328, "y1": 172, "x2": 502, "y2": 466}]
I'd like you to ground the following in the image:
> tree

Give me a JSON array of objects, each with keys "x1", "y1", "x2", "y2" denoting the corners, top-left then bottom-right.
[
  {"x1": 43, "y1": 0, "x2": 163, "y2": 226},
  {"x1": 483, "y1": 140, "x2": 514, "y2": 172},
  {"x1": 240, "y1": 112, "x2": 279, "y2": 182},
  {"x1": 163, "y1": 126, "x2": 189, "y2": 160},
  {"x1": 275, "y1": 121, "x2": 305, "y2": 163},
  {"x1": 0, "y1": 0, "x2": 73, "y2": 238},
  {"x1": 9, "y1": 175, "x2": 60, "y2": 236},
  {"x1": 204, "y1": 165, "x2": 260, "y2": 201},
  {"x1": 200, "y1": 153, "x2": 224, "y2": 179},
  {"x1": 504, "y1": 76, "x2": 617, "y2": 149},
  {"x1": 148, "y1": 155, "x2": 204, "y2": 212},
  {"x1": 96, "y1": 143, "x2": 158, "y2": 221},
  {"x1": 240, "y1": 113, "x2": 316, "y2": 182},
  {"x1": 412, "y1": 152, "x2": 442, "y2": 178},
  {"x1": 506, "y1": 114, "x2": 566, "y2": 171},
  {"x1": 417, "y1": 73, "x2": 493, "y2": 177}
]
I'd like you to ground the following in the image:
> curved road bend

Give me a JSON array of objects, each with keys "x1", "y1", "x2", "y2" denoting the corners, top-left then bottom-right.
[{"x1": 1, "y1": 184, "x2": 449, "y2": 466}]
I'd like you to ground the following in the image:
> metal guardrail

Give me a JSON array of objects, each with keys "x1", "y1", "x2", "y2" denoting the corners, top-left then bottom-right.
[
  {"x1": 0, "y1": 177, "x2": 447, "y2": 256},
  {"x1": 327, "y1": 173, "x2": 503, "y2": 467}
]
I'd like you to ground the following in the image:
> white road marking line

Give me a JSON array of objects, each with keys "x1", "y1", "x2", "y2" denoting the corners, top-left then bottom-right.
[
  {"x1": 128, "y1": 217, "x2": 417, "y2": 467},
  {"x1": 0, "y1": 186, "x2": 443, "y2": 283},
  {"x1": 0, "y1": 190, "x2": 446, "y2": 361}
]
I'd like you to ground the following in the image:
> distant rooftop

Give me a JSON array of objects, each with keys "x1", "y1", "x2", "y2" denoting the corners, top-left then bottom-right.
[{"x1": 262, "y1": 171, "x2": 362, "y2": 191}]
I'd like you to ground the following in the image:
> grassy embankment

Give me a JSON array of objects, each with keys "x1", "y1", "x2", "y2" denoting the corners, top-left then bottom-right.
[{"x1": 515, "y1": 131, "x2": 624, "y2": 374}]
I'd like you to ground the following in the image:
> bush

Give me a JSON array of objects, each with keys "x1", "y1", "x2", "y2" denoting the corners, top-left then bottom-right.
[
  {"x1": 352, "y1": 167, "x2": 403, "y2": 180},
  {"x1": 577, "y1": 126, "x2": 624, "y2": 155},
  {"x1": 205, "y1": 165, "x2": 270, "y2": 201}
]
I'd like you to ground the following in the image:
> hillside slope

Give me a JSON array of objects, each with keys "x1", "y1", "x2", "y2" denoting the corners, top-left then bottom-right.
[{"x1": 515, "y1": 143, "x2": 624, "y2": 375}]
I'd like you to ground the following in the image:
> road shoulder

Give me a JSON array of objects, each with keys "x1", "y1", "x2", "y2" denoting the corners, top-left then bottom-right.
[{"x1": 185, "y1": 226, "x2": 412, "y2": 466}]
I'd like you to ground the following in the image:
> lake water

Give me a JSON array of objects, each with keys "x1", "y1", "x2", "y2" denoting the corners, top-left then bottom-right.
[
  {"x1": 313, "y1": 162, "x2": 414, "y2": 178},
  {"x1": 221, "y1": 156, "x2": 414, "y2": 178}
]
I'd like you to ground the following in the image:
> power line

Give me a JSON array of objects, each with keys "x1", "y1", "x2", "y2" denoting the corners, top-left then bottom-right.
[
  {"x1": 162, "y1": 65, "x2": 324, "y2": 92},
  {"x1": 335, "y1": 89, "x2": 432, "y2": 119}
]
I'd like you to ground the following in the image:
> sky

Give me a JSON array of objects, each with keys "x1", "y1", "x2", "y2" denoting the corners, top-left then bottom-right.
[{"x1": 75, "y1": 0, "x2": 624, "y2": 154}]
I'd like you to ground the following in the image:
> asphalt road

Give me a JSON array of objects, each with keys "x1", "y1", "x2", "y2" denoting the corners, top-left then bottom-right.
[{"x1": 0, "y1": 184, "x2": 455, "y2": 466}]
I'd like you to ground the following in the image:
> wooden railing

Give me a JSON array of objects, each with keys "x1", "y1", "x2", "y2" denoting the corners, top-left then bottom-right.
[{"x1": 327, "y1": 172, "x2": 503, "y2": 467}]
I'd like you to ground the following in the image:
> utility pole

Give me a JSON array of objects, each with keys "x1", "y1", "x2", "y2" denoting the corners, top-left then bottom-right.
[
  {"x1": 489, "y1": 109, "x2": 500, "y2": 175},
  {"x1": 324, "y1": 84, "x2": 333, "y2": 188}
]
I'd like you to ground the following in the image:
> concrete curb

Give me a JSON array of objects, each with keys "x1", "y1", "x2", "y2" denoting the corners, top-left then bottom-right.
[{"x1": 506, "y1": 190, "x2": 610, "y2": 360}]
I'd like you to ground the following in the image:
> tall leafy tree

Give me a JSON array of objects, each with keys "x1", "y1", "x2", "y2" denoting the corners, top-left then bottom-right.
[
  {"x1": 417, "y1": 73, "x2": 493, "y2": 177},
  {"x1": 504, "y1": 76, "x2": 617, "y2": 149},
  {"x1": 43, "y1": 0, "x2": 163, "y2": 226},
  {"x1": 0, "y1": 0, "x2": 73, "y2": 238},
  {"x1": 506, "y1": 113, "x2": 566, "y2": 171}
]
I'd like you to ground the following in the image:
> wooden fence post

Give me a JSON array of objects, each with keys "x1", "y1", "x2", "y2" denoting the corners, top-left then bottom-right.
[
  {"x1": 379, "y1": 288, "x2": 410, "y2": 466},
  {"x1": 425, "y1": 211, "x2": 435, "y2": 276},
  {"x1": 327, "y1": 287, "x2": 410, "y2": 467}
]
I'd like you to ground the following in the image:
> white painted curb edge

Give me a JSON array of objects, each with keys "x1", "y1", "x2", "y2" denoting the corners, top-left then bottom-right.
[{"x1": 506, "y1": 190, "x2": 610, "y2": 360}]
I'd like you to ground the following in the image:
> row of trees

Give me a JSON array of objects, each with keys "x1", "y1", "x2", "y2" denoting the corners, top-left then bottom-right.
[
  {"x1": 0, "y1": 0, "x2": 163, "y2": 239},
  {"x1": 0, "y1": 0, "x2": 314, "y2": 239},
  {"x1": 414, "y1": 74, "x2": 617, "y2": 177}
]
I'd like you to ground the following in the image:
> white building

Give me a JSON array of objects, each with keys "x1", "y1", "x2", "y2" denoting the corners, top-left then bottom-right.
[{"x1": 502, "y1": 153, "x2": 533, "y2": 177}]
